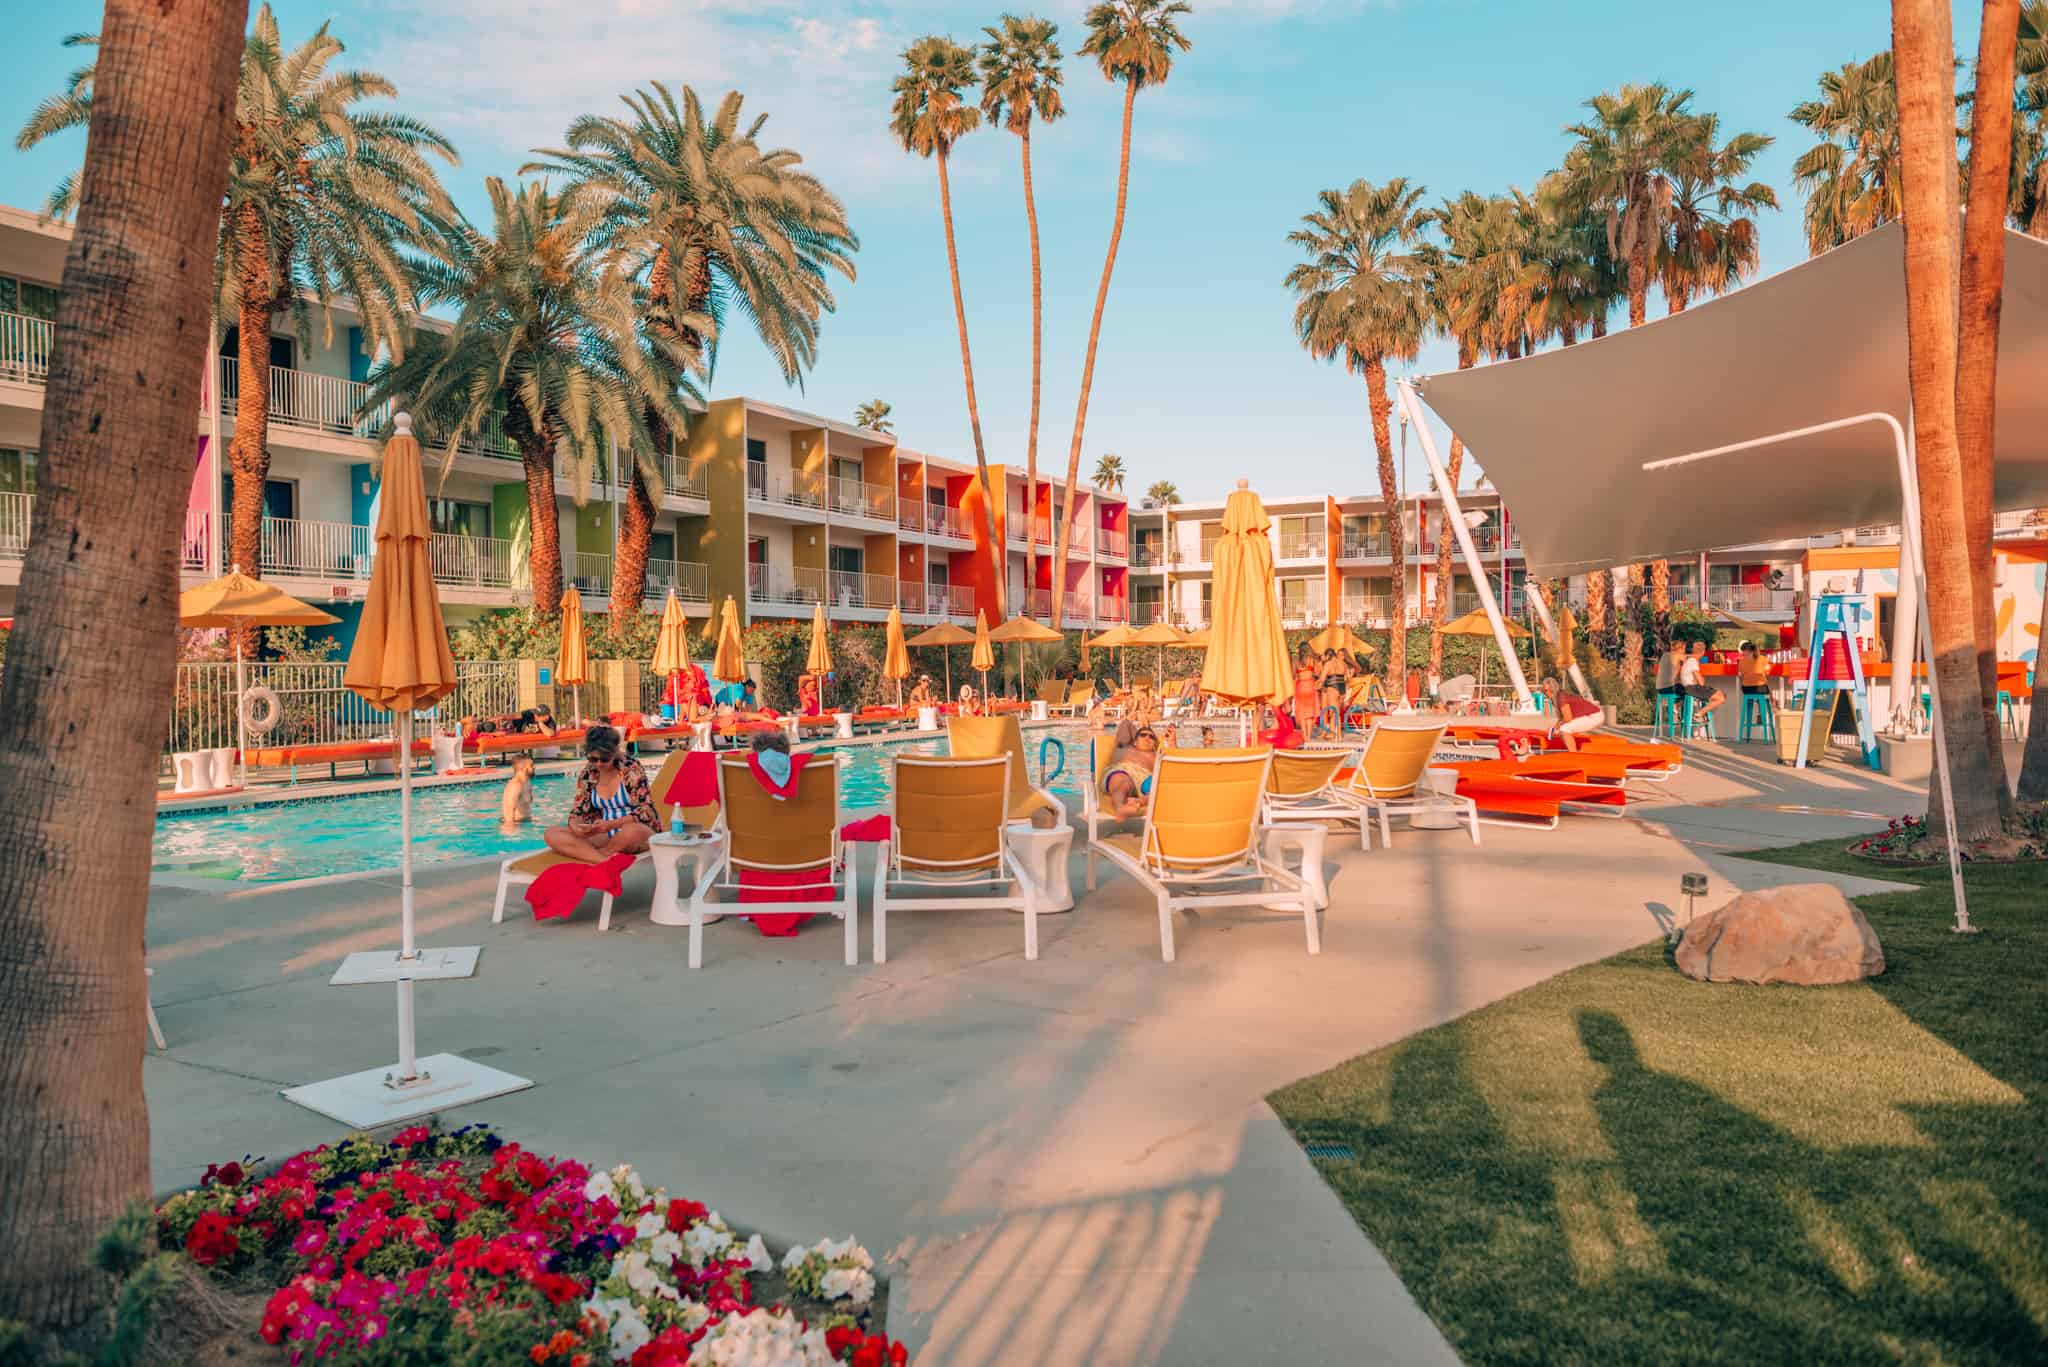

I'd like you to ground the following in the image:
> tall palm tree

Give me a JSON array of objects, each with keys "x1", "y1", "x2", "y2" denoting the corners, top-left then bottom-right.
[
  {"x1": 892, "y1": 36, "x2": 1003, "y2": 612},
  {"x1": 1790, "y1": 53, "x2": 1903, "y2": 253},
  {"x1": 1144, "y1": 479, "x2": 1180, "y2": 507},
  {"x1": 0, "y1": 0, "x2": 244, "y2": 1330},
  {"x1": 980, "y1": 14, "x2": 1064, "y2": 616},
  {"x1": 854, "y1": 399, "x2": 894, "y2": 432},
  {"x1": 1512, "y1": 173, "x2": 1602, "y2": 347},
  {"x1": 1893, "y1": 0, "x2": 2006, "y2": 843},
  {"x1": 1094, "y1": 453, "x2": 1126, "y2": 491},
  {"x1": 1285, "y1": 177, "x2": 1431, "y2": 686},
  {"x1": 534, "y1": 84, "x2": 857, "y2": 615},
  {"x1": 2016, "y1": 3, "x2": 2048, "y2": 236},
  {"x1": 368, "y1": 179, "x2": 695, "y2": 615},
  {"x1": 1050, "y1": 0, "x2": 1192, "y2": 628},
  {"x1": 1658, "y1": 114, "x2": 1778, "y2": 311},
  {"x1": 9, "y1": 33, "x2": 96, "y2": 219},
  {"x1": 1959, "y1": 0, "x2": 2023, "y2": 823},
  {"x1": 1564, "y1": 83, "x2": 1694, "y2": 328}
]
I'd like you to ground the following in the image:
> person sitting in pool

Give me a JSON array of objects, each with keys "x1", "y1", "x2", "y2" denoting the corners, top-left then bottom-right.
[
  {"x1": 1101, "y1": 720, "x2": 1160, "y2": 821},
  {"x1": 543, "y1": 725, "x2": 656, "y2": 862},
  {"x1": 957, "y1": 683, "x2": 984, "y2": 716},
  {"x1": 908, "y1": 674, "x2": 937, "y2": 708}
]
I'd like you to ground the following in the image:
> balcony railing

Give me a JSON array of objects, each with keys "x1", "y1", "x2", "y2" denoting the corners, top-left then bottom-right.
[
  {"x1": 0, "y1": 490, "x2": 32, "y2": 559},
  {"x1": 1097, "y1": 599, "x2": 1127, "y2": 624},
  {"x1": 943, "y1": 585, "x2": 976, "y2": 620},
  {"x1": 0, "y1": 311, "x2": 55, "y2": 385},
  {"x1": 1277, "y1": 534, "x2": 1322, "y2": 561},
  {"x1": 928, "y1": 505, "x2": 973, "y2": 541},
  {"x1": 897, "y1": 499, "x2": 925, "y2": 533},
  {"x1": 1340, "y1": 535, "x2": 1390, "y2": 560},
  {"x1": 1343, "y1": 595, "x2": 1393, "y2": 625},
  {"x1": 640, "y1": 557, "x2": 710, "y2": 604},
  {"x1": 1061, "y1": 598, "x2": 1094, "y2": 628},
  {"x1": 828, "y1": 568, "x2": 898, "y2": 610},
  {"x1": 1130, "y1": 542, "x2": 1171, "y2": 568},
  {"x1": 1709, "y1": 584, "x2": 1797, "y2": 613},
  {"x1": 219, "y1": 357, "x2": 390, "y2": 440},
  {"x1": 1008, "y1": 509, "x2": 1028, "y2": 544},
  {"x1": 570, "y1": 551, "x2": 613, "y2": 595},
  {"x1": 1197, "y1": 537, "x2": 1222, "y2": 564},
  {"x1": 745, "y1": 462, "x2": 825, "y2": 511},
  {"x1": 1130, "y1": 601, "x2": 1166, "y2": 627},
  {"x1": 1099, "y1": 528, "x2": 1128, "y2": 559},
  {"x1": 898, "y1": 580, "x2": 928, "y2": 614},
  {"x1": 828, "y1": 476, "x2": 895, "y2": 523},
  {"x1": 746, "y1": 563, "x2": 828, "y2": 606},
  {"x1": 1279, "y1": 588, "x2": 1330, "y2": 628},
  {"x1": 183, "y1": 510, "x2": 209, "y2": 570},
  {"x1": 234, "y1": 515, "x2": 373, "y2": 579},
  {"x1": 428, "y1": 531, "x2": 516, "y2": 589}
]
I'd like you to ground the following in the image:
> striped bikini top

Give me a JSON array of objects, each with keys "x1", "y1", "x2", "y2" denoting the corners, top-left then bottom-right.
[{"x1": 593, "y1": 778, "x2": 636, "y2": 823}]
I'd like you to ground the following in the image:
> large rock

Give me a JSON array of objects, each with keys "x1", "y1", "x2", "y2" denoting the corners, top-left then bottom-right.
[{"x1": 1674, "y1": 883, "x2": 1885, "y2": 985}]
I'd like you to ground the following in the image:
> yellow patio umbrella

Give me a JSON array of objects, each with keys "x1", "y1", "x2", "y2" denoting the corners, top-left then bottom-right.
[
  {"x1": 907, "y1": 620, "x2": 975, "y2": 699},
  {"x1": 1125, "y1": 619, "x2": 1187, "y2": 691},
  {"x1": 1199, "y1": 481, "x2": 1290, "y2": 710},
  {"x1": 804, "y1": 603, "x2": 834, "y2": 712},
  {"x1": 1178, "y1": 626, "x2": 1211, "y2": 647},
  {"x1": 883, "y1": 604, "x2": 911, "y2": 706},
  {"x1": 989, "y1": 614, "x2": 1062, "y2": 700},
  {"x1": 1306, "y1": 623, "x2": 1374, "y2": 658},
  {"x1": 711, "y1": 595, "x2": 746, "y2": 685},
  {"x1": 1085, "y1": 624, "x2": 1134, "y2": 684},
  {"x1": 970, "y1": 610, "x2": 995, "y2": 702},
  {"x1": 178, "y1": 568, "x2": 338, "y2": 784},
  {"x1": 652, "y1": 588, "x2": 690, "y2": 680},
  {"x1": 1439, "y1": 606, "x2": 1531, "y2": 689},
  {"x1": 555, "y1": 587, "x2": 589, "y2": 723}
]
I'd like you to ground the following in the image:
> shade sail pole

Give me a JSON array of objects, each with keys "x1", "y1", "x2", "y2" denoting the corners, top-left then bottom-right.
[
  {"x1": 1641, "y1": 409, "x2": 1967, "y2": 932},
  {"x1": 1523, "y1": 580, "x2": 1592, "y2": 697},
  {"x1": 1398, "y1": 379, "x2": 1533, "y2": 708}
]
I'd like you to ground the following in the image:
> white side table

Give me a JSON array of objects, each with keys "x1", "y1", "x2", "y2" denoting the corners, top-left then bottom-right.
[
  {"x1": 1409, "y1": 767, "x2": 1464, "y2": 830},
  {"x1": 1261, "y1": 825, "x2": 1329, "y2": 909},
  {"x1": 648, "y1": 831, "x2": 727, "y2": 927},
  {"x1": 1004, "y1": 821, "x2": 1075, "y2": 913}
]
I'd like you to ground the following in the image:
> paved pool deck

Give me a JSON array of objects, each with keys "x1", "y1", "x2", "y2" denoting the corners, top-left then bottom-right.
[{"x1": 142, "y1": 733, "x2": 1926, "y2": 1365}]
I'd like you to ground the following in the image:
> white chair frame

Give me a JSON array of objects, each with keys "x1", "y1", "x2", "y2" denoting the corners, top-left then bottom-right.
[
  {"x1": 872, "y1": 754, "x2": 1042, "y2": 963},
  {"x1": 1339, "y1": 724, "x2": 1482, "y2": 847}
]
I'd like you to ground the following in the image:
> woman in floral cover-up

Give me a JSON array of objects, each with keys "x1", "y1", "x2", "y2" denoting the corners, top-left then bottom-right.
[{"x1": 545, "y1": 725, "x2": 659, "y2": 862}]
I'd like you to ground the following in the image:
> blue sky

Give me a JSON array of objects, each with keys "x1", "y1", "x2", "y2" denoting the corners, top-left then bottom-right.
[{"x1": 0, "y1": 2, "x2": 1980, "y2": 500}]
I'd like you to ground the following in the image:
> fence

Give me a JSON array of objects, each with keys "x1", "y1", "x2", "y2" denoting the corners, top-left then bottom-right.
[
  {"x1": 828, "y1": 569, "x2": 898, "y2": 610},
  {"x1": 0, "y1": 310, "x2": 55, "y2": 385},
  {"x1": 167, "y1": 659, "x2": 519, "y2": 756},
  {"x1": 828, "y1": 476, "x2": 894, "y2": 522}
]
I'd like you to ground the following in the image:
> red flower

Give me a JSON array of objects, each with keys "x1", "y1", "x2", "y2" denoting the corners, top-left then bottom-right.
[
  {"x1": 851, "y1": 1340, "x2": 884, "y2": 1367},
  {"x1": 185, "y1": 1211, "x2": 241, "y2": 1267},
  {"x1": 393, "y1": 1125, "x2": 432, "y2": 1148},
  {"x1": 826, "y1": 1326, "x2": 860, "y2": 1356},
  {"x1": 200, "y1": 1160, "x2": 246, "y2": 1189},
  {"x1": 665, "y1": 1198, "x2": 708, "y2": 1233}
]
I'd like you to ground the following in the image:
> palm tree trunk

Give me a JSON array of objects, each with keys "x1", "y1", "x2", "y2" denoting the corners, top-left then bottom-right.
[
  {"x1": 1621, "y1": 564, "x2": 1646, "y2": 689},
  {"x1": 1053, "y1": 78, "x2": 1138, "y2": 628},
  {"x1": 1429, "y1": 345, "x2": 1474, "y2": 677},
  {"x1": 1591, "y1": 312, "x2": 1609, "y2": 340},
  {"x1": 611, "y1": 459, "x2": 657, "y2": 622},
  {"x1": 509, "y1": 412, "x2": 563, "y2": 617},
  {"x1": 1627, "y1": 230, "x2": 1650, "y2": 328},
  {"x1": 1020, "y1": 123, "x2": 1044, "y2": 617},
  {"x1": 1650, "y1": 558, "x2": 1671, "y2": 652},
  {"x1": 0, "y1": 0, "x2": 245, "y2": 1330},
  {"x1": 1585, "y1": 568, "x2": 1610, "y2": 641},
  {"x1": 2020, "y1": 581, "x2": 2048, "y2": 800},
  {"x1": 1364, "y1": 356, "x2": 1406, "y2": 688},
  {"x1": 1958, "y1": 0, "x2": 2022, "y2": 822},
  {"x1": 225, "y1": 218, "x2": 275, "y2": 632},
  {"x1": 1894, "y1": 0, "x2": 2006, "y2": 842},
  {"x1": 934, "y1": 148, "x2": 1004, "y2": 618}
]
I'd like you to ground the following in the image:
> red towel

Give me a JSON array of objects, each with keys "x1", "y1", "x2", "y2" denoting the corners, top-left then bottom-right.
[
  {"x1": 839, "y1": 815, "x2": 891, "y2": 844},
  {"x1": 737, "y1": 869, "x2": 827, "y2": 936},
  {"x1": 525, "y1": 852, "x2": 635, "y2": 922},
  {"x1": 666, "y1": 750, "x2": 719, "y2": 810},
  {"x1": 746, "y1": 751, "x2": 809, "y2": 799}
]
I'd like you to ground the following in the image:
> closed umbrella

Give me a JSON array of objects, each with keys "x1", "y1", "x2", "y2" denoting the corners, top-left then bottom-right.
[
  {"x1": 652, "y1": 590, "x2": 691, "y2": 715},
  {"x1": 971, "y1": 610, "x2": 995, "y2": 703},
  {"x1": 909, "y1": 620, "x2": 976, "y2": 699},
  {"x1": 712, "y1": 595, "x2": 745, "y2": 687},
  {"x1": 555, "y1": 587, "x2": 588, "y2": 724},
  {"x1": 178, "y1": 569, "x2": 337, "y2": 787},
  {"x1": 884, "y1": 605, "x2": 911, "y2": 707},
  {"x1": 1200, "y1": 480, "x2": 1291, "y2": 712},
  {"x1": 805, "y1": 604, "x2": 834, "y2": 712},
  {"x1": 1440, "y1": 607, "x2": 1531, "y2": 690},
  {"x1": 289, "y1": 413, "x2": 527, "y2": 1126}
]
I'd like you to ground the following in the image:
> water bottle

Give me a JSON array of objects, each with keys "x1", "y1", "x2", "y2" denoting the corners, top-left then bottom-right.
[{"x1": 670, "y1": 807, "x2": 686, "y2": 839}]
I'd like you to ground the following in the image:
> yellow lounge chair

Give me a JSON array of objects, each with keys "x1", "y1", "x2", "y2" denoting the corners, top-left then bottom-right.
[
  {"x1": 873, "y1": 754, "x2": 1041, "y2": 963},
  {"x1": 1263, "y1": 746, "x2": 1370, "y2": 851},
  {"x1": 687, "y1": 753, "x2": 857, "y2": 968},
  {"x1": 489, "y1": 748, "x2": 693, "y2": 932},
  {"x1": 1341, "y1": 719, "x2": 1479, "y2": 846},
  {"x1": 946, "y1": 714, "x2": 1062, "y2": 824},
  {"x1": 1046, "y1": 678, "x2": 1094, "y2": 718},
  {"x1": 1087, "y1": 745, "x2": 1317, "y2": 962}
]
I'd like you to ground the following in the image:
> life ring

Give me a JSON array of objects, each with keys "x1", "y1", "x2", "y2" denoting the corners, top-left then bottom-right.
[{"x1": 240, "y1": 684, "x2": 282, "y2": 736}]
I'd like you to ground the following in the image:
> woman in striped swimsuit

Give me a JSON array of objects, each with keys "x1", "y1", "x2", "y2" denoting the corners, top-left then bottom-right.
[{"x1": 544, "y1": 725, "x2": 658, "y2": 862}]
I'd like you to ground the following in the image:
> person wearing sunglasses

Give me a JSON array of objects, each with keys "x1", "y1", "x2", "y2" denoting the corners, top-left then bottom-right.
[
  {"x1": 544, "y1": 725, "x2": 657, "y2": 862},
  {"x1": 1102, "y1": 720, "x2": 1160, "y2": 821}
]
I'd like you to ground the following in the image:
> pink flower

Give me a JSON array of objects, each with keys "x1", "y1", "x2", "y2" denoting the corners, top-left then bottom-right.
[{"x1": 293, "y1": 1223, "x2": 329, "y2": 1257}]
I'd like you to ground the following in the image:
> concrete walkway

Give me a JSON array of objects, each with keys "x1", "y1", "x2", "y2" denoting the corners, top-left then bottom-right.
[{"x1": 141, "y1": 737, "x2": 1913, "y2": 1365}]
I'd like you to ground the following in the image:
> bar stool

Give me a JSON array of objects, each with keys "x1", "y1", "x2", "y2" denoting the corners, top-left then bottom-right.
[
  {"x1": 1655, "y1": 692, "x2": 1683, "y2": 737},
  {"x1": 1738, "y1": 692, "x2": 1776, "y2": 742},
  {"x1": 1679, "y1": 695, "x2": 1717, "y2": 741}
]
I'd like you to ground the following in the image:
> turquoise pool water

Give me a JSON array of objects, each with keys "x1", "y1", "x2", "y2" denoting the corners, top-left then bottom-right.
[{"x1": 152, "y1": 727, "x2": 1090, "y2": 884}]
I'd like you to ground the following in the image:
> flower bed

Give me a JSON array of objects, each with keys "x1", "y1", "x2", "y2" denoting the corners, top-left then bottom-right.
[
  {"x1": 154, "y1": 1126, "x2": 905, "y2": 1366},
  {"x1": 1849, "y1": 809, "x2": 2047, "y2": 864}
]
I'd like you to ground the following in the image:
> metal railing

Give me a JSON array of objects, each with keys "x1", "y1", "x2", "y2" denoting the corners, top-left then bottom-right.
[
  {"x1": 828, "y1": 568, "x2": 897, "y2": 610},
  {"x1": 642, "y1": 558, "x2": 709, "y2": 603},
  {"x1": 1196, "y1": 536, "x2": 1222, "y2": 564},
  {"x1": 1061, "y1": 597, "x2": 1093, "y2": 627},
  {"x1": 570, "y1": 551, "x2": 612, "y2": 594},
  {"x1": 0, "y1": 311, "x2": 55, "y2": 385},
  {"x1": 219, "y1": 357, "x2": 390, "y2": 440},
  {"x1": 1279, "y1": 585, "x2": 1329, "y2": 627},
  {"x1": 944, "y1": 584, "x2": 976, "y2": 620},
  {"x1": 241, "y1": 515, "x2": 372, "y2": 579},
  {"x1": 1098, "y1": 528, "x2": 1128, "y2": 558},
  {"x1": 897, "y1": 499, "x2": 925, "y2": 533},
  {"x1": 1340, "y1": 535, "x2": 1390, "y2": 559},
  {"x1": 428, "y1": 531, "x2": 516, "y2": 589},
  {"x1": 0, "y1": 490, "x2": 32, "y2": 559},
  {"x1": 828, "y1": 475, "x2": 894, "y2": 522},
  {"x1": 1130, "y1": 600, "x2": 1166, "y2": 626},
  {"x1": 167, "y1": 658, "x2": 519, "y2": 756},
  {"x1": 746, "y1": 563, "x2": 828, "y2": 605},
  {"x1": 1097, "y1": 599, "x2": 1127, "y2": 624},
  {"x1": 899, "y1": 580, "x2": 928, "y2": 614},
  {"x1": 745, "y1": 461, "x2": 825, "y2": 511},
  {"x1": 1277, "y1": 534, "x2": 1322, "y2": 561},
  {"x1": 1130, "y1": 542, "x2": 1171, "y2": 568},
  {"x1": 183, "y1": 511, "x2": 209, "y2": 571},
  {"x1": 1709, "y1": 584, "x2": 1797, "y2": 613},
  {"x1": 929, "y1": 505, "x2": 972, "y2": 541},
  {"x1": 1343, "y1": 595, "x2": 1393, "y2": 624}
]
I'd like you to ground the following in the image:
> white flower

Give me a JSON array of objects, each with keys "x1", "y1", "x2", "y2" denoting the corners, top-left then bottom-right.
[
  {"x1": 583, "y1": 1295, "x2": 654, "y2": 1364},
  {"x1": 620, "y1": 1251, "x2": 662, "y2": 1298},
  {"x1": 686, "y1": 1307, "x2": 834, "y2": 1366},
  {"x1": 635, "y1": 1211, "x2": 666, "y2": 1241},
  {"x1": 683, "y1": 1220, "x2": 736, "y2": 1268},
  {"x1": 779, "y1": 1243, "x2": 807, "y2": 1271},
  {"x1": 583, "y1": 1170, "x2": 617, "y2": 1204},
  {"x1": 819, "y1": 1265, "x2": 876, "y2": 1306},
  {"x1": 742, "y1": 1233, "x2": 773, "y2": 1273},
  {"x1": 649, "y1": 1231, "x2": 684, "y2": 1266}
]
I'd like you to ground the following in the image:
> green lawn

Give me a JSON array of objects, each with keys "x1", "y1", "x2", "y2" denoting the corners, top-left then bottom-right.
[{"x1": 1270, "y1": 842, "x2": 2047, "y2": 1365}]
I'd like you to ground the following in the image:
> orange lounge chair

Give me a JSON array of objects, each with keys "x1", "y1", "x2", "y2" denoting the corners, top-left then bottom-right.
[
  {"x1": 242, "y1": 737, "x2": 435, "y2": 784},
  {"x1": 1430, "y1": 757, "x2": 1629, "y2": 829}
]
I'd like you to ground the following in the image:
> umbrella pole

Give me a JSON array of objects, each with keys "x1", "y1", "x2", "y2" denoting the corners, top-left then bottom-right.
[
  {"x1": 395, "y1": 708, "x2": 419, "y2": 1084},
  {"x1": 234, "y1": 639, "x2": 248, "y2": 789}
]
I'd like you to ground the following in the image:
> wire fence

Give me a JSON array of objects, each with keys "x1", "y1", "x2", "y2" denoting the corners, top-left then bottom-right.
[{"x1": 165, "y1": 659, "x2": 520, "y2": 755}]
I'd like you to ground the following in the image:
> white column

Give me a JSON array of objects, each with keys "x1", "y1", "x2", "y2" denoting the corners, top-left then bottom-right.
[{"x1": 206, "y1": 316, "x2": 222, "y2": 579}]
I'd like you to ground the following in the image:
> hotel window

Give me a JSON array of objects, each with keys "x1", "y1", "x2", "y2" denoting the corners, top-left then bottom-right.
[
  {"x1": 929, "y1": 562, "x2": 949, "y2": 588},
  {"x1": 1199, "y1": 581, "x2": 1213, "y2": 621},
  {"x1": 0, "y1": 449, "x2": 36, "y2": 495},
  {"x1": 831, "y1": 457, "x2": 862, "y2": 487},
  {"x1": 747, "y1": 537, "x2": 768, "y2": 565},
  {"x1": 828, "y1": 545, "x2": 863, "y2": 576},
  {"x1": 0, "y1": 276, "x2": 61, "y2": 321},
  {"x1": 427, "y1": 498, "x2": 490, "y2": 539},
  {"x1": 650, "y1": 530, "x2": 676, "y2": 564},
  {"x1": 218, "y1": 326, "x2": 295, "y2": 371}
]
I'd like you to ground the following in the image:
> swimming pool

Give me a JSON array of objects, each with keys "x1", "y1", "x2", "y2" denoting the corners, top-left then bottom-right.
[{"x1": 151, "y1": 726, "x2": 1092, "y2": 884}]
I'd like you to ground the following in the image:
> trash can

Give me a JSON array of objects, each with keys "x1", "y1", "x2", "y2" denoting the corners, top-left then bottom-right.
[{"x1": 1775, "y1": 711, "x2": 1827, "y2": 765}]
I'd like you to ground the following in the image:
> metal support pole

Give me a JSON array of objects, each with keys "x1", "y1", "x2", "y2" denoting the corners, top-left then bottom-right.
[
  {"x1": 206, "y1": 315, "x2": 222, "y2": 579},
  {"x1": 1642, "y1": 409, "x2": 1967, "y2": 930},
  {"x1": 1397, "y1": 380, "x2": 1533, "y2": 708}
]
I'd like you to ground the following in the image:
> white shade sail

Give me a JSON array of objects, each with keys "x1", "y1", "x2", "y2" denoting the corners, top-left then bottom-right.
[{"x1": 1415, "y1": 223, "x2": 2048, "y2": 578}]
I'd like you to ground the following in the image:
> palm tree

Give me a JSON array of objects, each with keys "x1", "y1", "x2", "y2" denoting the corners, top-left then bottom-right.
[
  {"x1": 2016, "y1": 3, "x2": 2048, "y2": 236},
  {"x1": 1285, "y1": 177, "x2": 1431, "y2": 686},
  {"x1": 892, "y1": 36, "x2": 1003, "y2": 612},
  {"x1": 534, "y1": 83, "x2": 857, "y2": 614},
  {"x1": 0, "y1": 0, "x2": 243, "y2": 1329},
  {"x1": 1144, "y1": 479, "x2": 1180, "y2": 508},
  {"x1": 368, "y1": 179, "x2": 695, "y2": 615},
  {"x1": 1050, "y1": 0, "x2": 1192, "y2": 628},
  {"x1": 1893, "y1": 0, "x2": 2006, "y2": 843},
  {"x1": 980, "y1": 14, "x2": 1065, "y2": 616},
  {"x1": 9, "y1": 33, "x2": 96, "y2": 218},
  {"x1": 1094, "y1": 453, "x2": 1126, "y2": 491},
  {"x1": 1512, "y1": 174, "x2": 1602, "y2": 347},
  {"x1": 1790, "y1": 53, "x2": 1903, "y2": 253},
  {"x1": 854, "y1": 399, "x2": 894, "y2": 433},
  {"x1": 1564, "y1": 83, "x2": 1694, "y2": 328},
  {"x1": 1658, "y1": 114, "x2": 1777, "y2": 311}
]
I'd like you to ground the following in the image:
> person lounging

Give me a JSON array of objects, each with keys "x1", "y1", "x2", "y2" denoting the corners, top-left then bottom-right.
[
  {"x1": 1101, "y1": 720, "x2": 1160, "y2": 820},
  {"x1": 542, "y1": 726, "x2": 656, "y2": 862}
]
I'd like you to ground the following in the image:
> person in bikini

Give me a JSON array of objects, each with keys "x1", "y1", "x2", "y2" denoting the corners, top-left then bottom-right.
[
  {"x1": 543, "y1": 726, "x2": 657, "y2": 861},
  {"x1": 1101, "y1": 721, "x2": 1160, "y2": 821}
]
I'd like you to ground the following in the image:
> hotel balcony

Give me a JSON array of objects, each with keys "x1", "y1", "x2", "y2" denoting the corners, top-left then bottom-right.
[
  {"x1": 826, "y1": 568, "x2": 899, "y2": 611},
  {"x1": 942, "y1": 584, "x2": 977, "y2": 621},
  {"x1": 897, "y1": 500, "x2": 925, "y2": 533},
  {"x1": 1129, "y1": 543, "x2": 1172, "y2": 569},
  {"x1": 827, "y1": 475, "x2": 895, "y2": 525},
  {"x1": 0, "y1": 310, "x2": 55, "y2": 386},
  {"x1": 926, "y1": 504, "x2": 974, "y2": 543},
  {"x1": 746, "y1": 562, "x2": 828, "y2": 607},
  {"x1": 1097, "y1": 598, "x2": 1127, "y2": 624},
  {"x1": 1276, "y1": 533, "x2": 1323, "y2": 563},
  {"x1": 1129, "y1": 600, "x2": 1167, "y2": 627},
  {"x1": 1098, "y1": 527, "x2": 1127, "y2": 561},
  {"x1": 745, "y1": 462, "x2": 826, "y2": 514},
  {"x1": 1278, "y1": 586, "x2": 1330, "y2": 628},
  {"x1": 642, "y1": 558, "x2": 710, "y2": 605},
  {"x1": 1707, "y1": 584, "x2": 1797, "y2": 614},
  {"x1": 1340, "y1": 535, "x2": 1390, "y2": 561},
  {"x1": 1061, "y1": 598, "x2": 1095, "y2": 628},
  {"x1": 1343, "y1": 594, "x2": 1393, "y2": 626}
]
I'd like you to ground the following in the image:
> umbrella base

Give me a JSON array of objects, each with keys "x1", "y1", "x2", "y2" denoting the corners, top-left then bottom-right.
[
  {"x1": 282, "y1": 1053, "x2": 531, "y2": 1128},
  {"x1": 329, "y1": 945, "x2": 481, "y2": 985}
]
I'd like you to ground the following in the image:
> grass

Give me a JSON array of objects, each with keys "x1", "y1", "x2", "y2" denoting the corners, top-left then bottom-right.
[{"x1": 1269, "y1": 841, "x2": 2047, "y2": 1365}]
